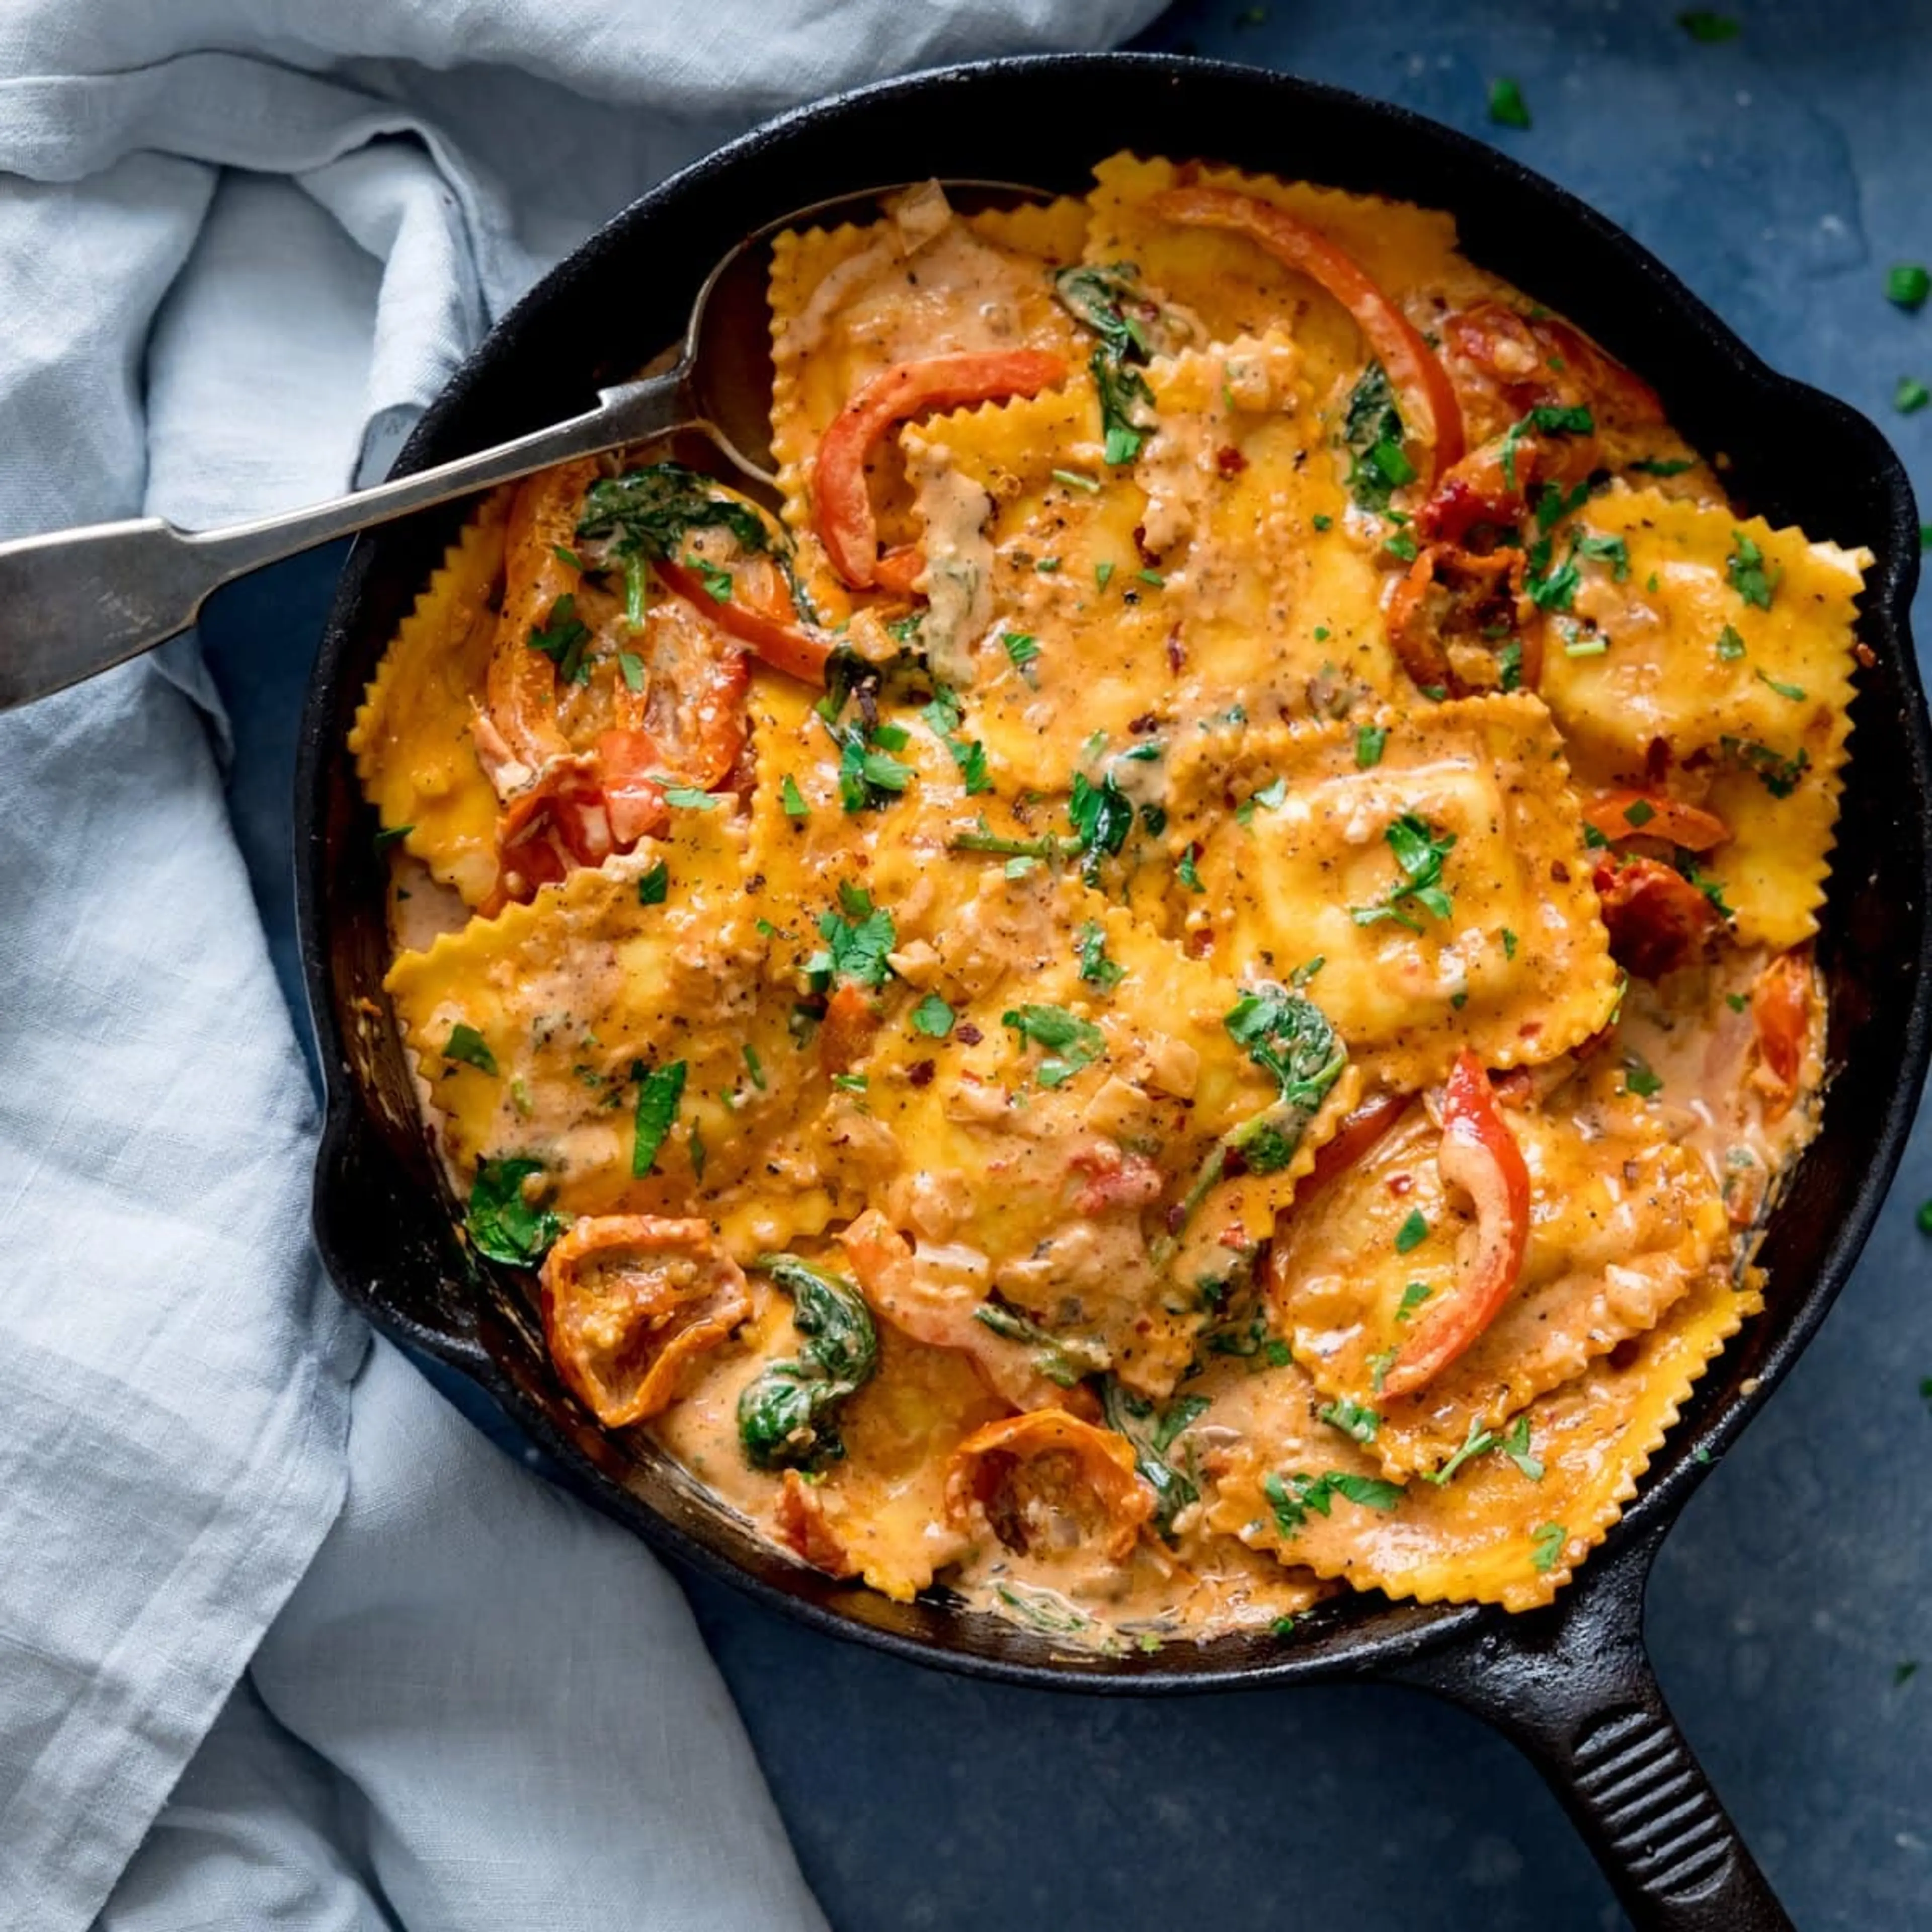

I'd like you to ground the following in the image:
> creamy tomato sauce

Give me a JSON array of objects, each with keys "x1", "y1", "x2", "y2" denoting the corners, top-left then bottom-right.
[{"x1": 359, "y1": 155, "x2": 1861, "y2": 1650}]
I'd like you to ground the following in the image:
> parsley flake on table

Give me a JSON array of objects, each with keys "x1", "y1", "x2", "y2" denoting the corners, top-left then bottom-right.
[
  {"x1": 1677, "y1": 10, "x2": 1740, "y2": 40},
  {"x1": 1887, "y1": 264, "x2": 1931, "y2": 311},
  {"x1": 1487, "y1": 76, "x2": 1532, "y2": 130},
  {"x1": 1896, "y1": 377, "x2": 1930, "y2": 415}
]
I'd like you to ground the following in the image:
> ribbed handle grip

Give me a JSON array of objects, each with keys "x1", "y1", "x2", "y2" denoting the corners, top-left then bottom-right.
[{"x1": 1377, "y1": 1528, "x2": 1793, "y2": 1930}]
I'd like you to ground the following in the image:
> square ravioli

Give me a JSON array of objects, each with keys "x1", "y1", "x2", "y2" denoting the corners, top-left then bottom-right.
[
  {"x1": 1540, "y1": 487, "x2": 1867, "y2": 948},
  {"x1": 1160, "y1": 693, "x2": 1620, "y2": 1088},
  {"x1": 899, "y1": 337, "x2": 1390, "y2": 792},
  {"x1": 1266, "y1": 1081, "x2": 1729, "y2": 1478},
  {"x1": 1196, "y1": 1260, "x2": 1756, "y2": 1610},
  {"x1": 767, "y1": 187, "x2": 1088, "y2": 613}
]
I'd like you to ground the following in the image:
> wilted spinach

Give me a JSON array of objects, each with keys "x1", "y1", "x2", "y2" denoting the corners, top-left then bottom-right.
[{"x1": 737, "y1": 1255, "x2": 879, "y2": 1470}]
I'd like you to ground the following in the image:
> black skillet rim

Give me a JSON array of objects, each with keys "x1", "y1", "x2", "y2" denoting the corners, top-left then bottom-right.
[{"x1": 295, "y1": 51, "x2": 1931, "y2": 1696}]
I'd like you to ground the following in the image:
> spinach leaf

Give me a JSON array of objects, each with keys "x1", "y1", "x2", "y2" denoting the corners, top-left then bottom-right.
[
  {"x1": 1342, "y1": 362, "x2": 1413, "y2": 513},
  {"x1": 975, "y1": 1300, "x2": 1108, "y2": 1388},
  {"x1": 466, "y1": 1156, "x2": 567, "y2": 1267},
  {"x1": 1053, "y1": 263, "x2": 1159, "y2": 465},
  {"x1": 737, "y1": 1255, "x2": 879, "y2": 1469},
  {"x1": 1102, "y1": 1378, "x2": 1209, "y2": 1535}
]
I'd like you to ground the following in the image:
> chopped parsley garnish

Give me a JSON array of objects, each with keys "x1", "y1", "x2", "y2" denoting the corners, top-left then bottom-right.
[
  {"x1": 1341, "y1": 363, "x2": 1413, "y2": 514},
  {"x1": 1487, "y1": 75, "x2": 1532, "y2": 129},
  {"x1": 1715, "y1": 623, "x2": 1747, "y2": 662},
  {"x1": 465, "y1": 1156, "x2": 566, "y2": 1267},
  {"x1": 683, "y1": 552, "x2": 734, "y2": 602},
  {"x1": 1035, "y1": 555, "x2": 1061, "y2": 573},
  {"x1": 617, "y1": 650, "x2": 646, "y2": 692},
  {"x1": 1264, "y1": 1469, "x2": 1403, "y2": 1538},
  {"x1": 630, "y1": 1060, "x2": 687, "y2": 1176},
  {"x1": 1076, "y1": 919, "x2": 1125, "y2": 992},
  {"x1": 373, "y1": 822, "x2": 414, "y2": 850},
  {"x1": 830, "y1": 1072, "x2": 867, "y2": 1094},
  {"x1": 1427, "y1": 1413, "x2": 1544, "y2": 1487},
  {"x1": 807, "y1": 895, "x2": 897, "y2": 991},
  {"x1": 1756, "y1": 668, "x2": 1806, "y2": 702},
  {"x1": 1312, "y1": 512, "x2": 1333, "y2": 532},
  {"x1": 1898, "y1": 377, "x2": 1930, "y2": 416},
  {"x1": 1355, "y1": 725, "x2": 1387, "y2": 769},
  {"x1": 1726, "y1": 529, "x2": 1778, "y2": 609},
  {"x1": 1623, "y1": 798, "x2": 1656, "y2": 828},
  {"x1": 1502, "y1": 927, "x2": 1518, "y2": 960},
  {"x1": 1319, "y1": 1398, "x2": 1382, "y2": 1445},
  {"x1": 1054, "y1": 262, "x2": 1162, "y2": 465},
  {"x1": 1394, "y1": 1208, "x2": 1429, "y2": 1254},
  {"x1": 1068, "y1": 769, "x2": 1136, "y2": 878},
  {"x1": 742, "y1": 1044, "x2": 767, "y2": 1091},
  {"x1": 443, "y1": 1023, "x2": 497, "y2": 1076},
  {"x1": 1176, "y1": 845, "x2": 1205, "y2": 893},
  {"x1": 1678, "y1": 9, "x2": 1740, "y2": 39},
  {"x1": 1624, "y1": 1053, "x2": 1664, "y2": 1099},
  {"x1": 636, "y1": 860, "x2": 669, "y2": 905},
  {"x1": 1720, "y1": 735, "x2": 1810, "y2": 798},
  {"x1": 921, "y1": 687, "x2": 991, "y2": 794},
  {"x1": 780, "y1": 773, "x2": 810, "y2": 821},
  {"x1": 1351, "y1": 814, "x2": 1456, "y2": 931},
  {"x1": 1496, "y1": 637, "x2": 1524, "y2": 691},
  {"x1": 552, "y1": 543, "x2": 584, "y2": 571},
  {"x1": 911, "y1": 993, "x2": 956, "y2": 1038},
  {"x1": 528, "y1": 593, "x2": 592, "y2": 683},
  {"x1": 1915, "y1": 1199, "x2": 1932, "y2": 1236},
  {"x1": 1385, "y1": 528, "x2": 1419, "y2": 562},
  {"x1": 1629, "y1": 455, "x2": 1696, "y2": 476},
  {"x1": 1138, "y1": 567, "x2": 1165, "y2": 588},
  {"x1": 1369, "y1": 1347, "x2": 1398, "y2": 1395},
  {"x1": 661, "y1": 784, "x2": 719, "y2": 810},
  {"x1": 1002, "y1": 1004, "x2": 1106, "y2": 1087},
  {"x1": 1396, "y1": 1280, "x2": 1434, "y2": 1322},
  {"x1": 1002, "y1": 631, "x2": 1041, "y2": 677},
  {"x1": 1052, "y1": 467, "x2": 1101, "y2": 493},
  {"x1": 1531, "y1": 1521, "x2": 1567, "y2": 1571},
  {"x1": 1500, "y1": 404, "x2": 1594, "y2": 491},
  {"x1": 1889, "y1": 264, "x2": 1932, "y2": 312},
  {"x1": 1095, "y1": 559, "x2": 1115, "y2": 589}
]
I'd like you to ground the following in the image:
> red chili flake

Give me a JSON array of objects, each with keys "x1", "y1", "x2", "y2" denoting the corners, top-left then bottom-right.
[
  {"x1": 1550, "y1": 859, "x2": 1570, "y2": 883},
  {"x1": 1166, "y1": 630, "x2": 1187, "y2": 673},
  {"x1": 1164, "y1": 1202, "x2": 1187, "y2": 1235},
  {"x1": 1128, "y1": 711, "x2": 1159, "y2": 734},
  {"x1": 1389, "y1": 1173, "x2": 1414, "y2": 1196},
  {"x1": 1216, "y1": 445, "x2": 1248, "y2": 477},
  {"x1": 907, "y1": 1059, "x2": 935, "y2": 1088},
  {"x1": 955, "y1": 1022, "x2": 984, "y2": 1046}
]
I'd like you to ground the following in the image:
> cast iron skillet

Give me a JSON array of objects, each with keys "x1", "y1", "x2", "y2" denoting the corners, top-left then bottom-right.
[{"x1": 295, "y1": 54, "x2": 1929, "y2": 1932}]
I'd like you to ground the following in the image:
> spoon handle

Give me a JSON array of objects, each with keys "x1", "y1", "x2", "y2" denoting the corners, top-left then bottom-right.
[{"x1": 0, "y1": 367, "x2": 696, "y2": 713}]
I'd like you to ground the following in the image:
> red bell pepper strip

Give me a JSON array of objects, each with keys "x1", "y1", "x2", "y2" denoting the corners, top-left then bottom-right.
[
  {"x1": 1582, "y1": 790, "x2": 1728, "y2": 853},
  {"x1": 1381, "y1": 1051, "x2": 1531, "y2": 1400},
  {"x1": 1149, "y1": 185, "x2": 1466, "y2": 485},
  {"x1": 811, "y1": 350, "x2": 1068, "y2": 590},
  {"x1": 654, "y1": 554, "x2": 832, "y2": 686}
]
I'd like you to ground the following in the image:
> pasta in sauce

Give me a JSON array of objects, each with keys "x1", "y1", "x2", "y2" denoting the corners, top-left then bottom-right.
[{"x1": 352, "y1": 153, "x2": 1863, "y2": 1649}]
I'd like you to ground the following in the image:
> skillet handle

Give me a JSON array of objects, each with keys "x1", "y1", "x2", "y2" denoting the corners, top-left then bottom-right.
[{"x1": 1376, "y1": 1526, "x2": 1793, "y2": 1930}]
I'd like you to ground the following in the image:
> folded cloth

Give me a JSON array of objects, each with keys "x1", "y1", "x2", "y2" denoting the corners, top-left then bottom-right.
[{"x1": 0, "y1": 4, "x2": 1162, "y2": 1928}]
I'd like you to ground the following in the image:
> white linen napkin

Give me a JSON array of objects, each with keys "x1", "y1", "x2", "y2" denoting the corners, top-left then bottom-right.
[{"x1": 0, "y1": 4, "x2": 1162, "y2": 1926}]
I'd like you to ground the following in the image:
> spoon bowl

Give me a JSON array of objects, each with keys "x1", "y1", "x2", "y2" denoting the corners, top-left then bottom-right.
[{"x1": 0, "y1": 177, "x2": 1050, "y2": 712}]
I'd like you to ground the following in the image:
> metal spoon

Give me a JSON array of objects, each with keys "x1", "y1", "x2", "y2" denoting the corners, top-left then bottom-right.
[{"x1": 0, "y1": 179, "x2": 1047, "y2": 713}]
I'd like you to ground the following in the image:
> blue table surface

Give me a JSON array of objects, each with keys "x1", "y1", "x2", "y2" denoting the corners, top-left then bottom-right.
[{"x1": 199, "y1": 4, "x2": 1932, "y2": 1926}]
